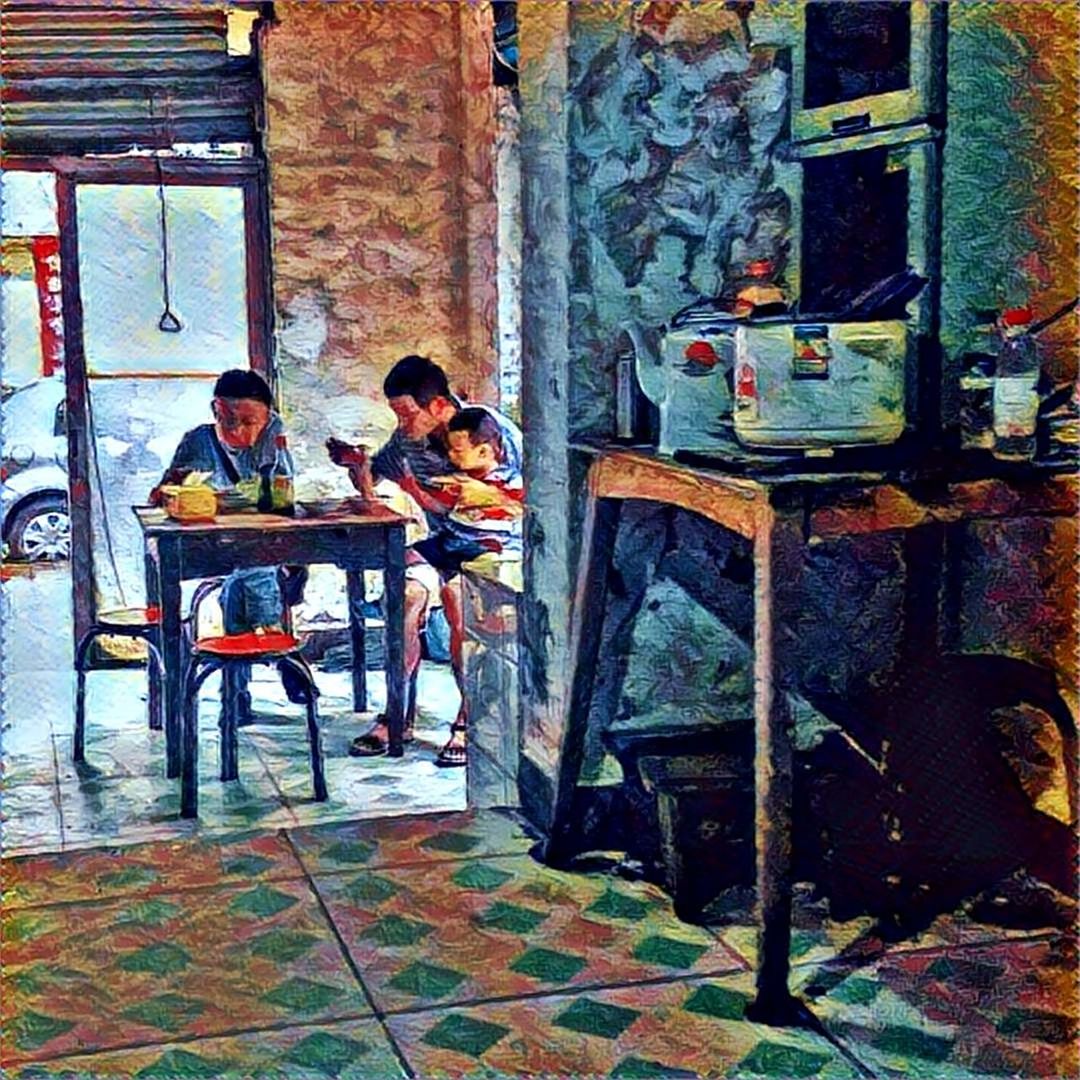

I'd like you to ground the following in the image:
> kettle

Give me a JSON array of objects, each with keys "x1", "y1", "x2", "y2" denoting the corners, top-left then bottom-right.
[{"x1": 621, "y1": 318, "x2": 736, "y2": 456}]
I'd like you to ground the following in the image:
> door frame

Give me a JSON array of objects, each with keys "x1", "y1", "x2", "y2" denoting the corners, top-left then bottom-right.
[{"x1": 6, "y1": 155, "x2": 274, "y2": 653}]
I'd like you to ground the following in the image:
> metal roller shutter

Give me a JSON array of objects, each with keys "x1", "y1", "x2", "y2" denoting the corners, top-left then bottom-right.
[{"x1": 1, "y1": 1, "x2": 265, "y2": 155}]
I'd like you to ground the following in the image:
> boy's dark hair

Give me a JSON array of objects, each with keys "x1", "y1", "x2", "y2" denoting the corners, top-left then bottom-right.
[
  {"x1": 383, "y1": 355, "x2": 451, "y2": 406},
  {"x1": 447, "y1": 407, "x2": 504, "y2": 459},
  {"x1": 213, "y1": 368, "x2": 273, "y2": 407}
]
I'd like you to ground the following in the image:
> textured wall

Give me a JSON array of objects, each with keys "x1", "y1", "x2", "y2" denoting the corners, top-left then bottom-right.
[
  {"x1": 942, "y1": 1, "x2": 1079, "y2": 387},
  {"x1": 567, "y1": 3, "x2": 791, "y2": 437},
  {"x1": 262, "y1": 1, "x2": 498, "y2": 475}
]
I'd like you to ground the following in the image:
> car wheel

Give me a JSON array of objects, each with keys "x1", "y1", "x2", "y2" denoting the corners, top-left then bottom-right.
[{"x1": 7, "y1": 495, "x2": 71, "y2": 562}]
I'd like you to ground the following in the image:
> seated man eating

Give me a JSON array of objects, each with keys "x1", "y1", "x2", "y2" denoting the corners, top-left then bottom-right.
[
  {"x1": 327, "y1": 355, "x2": 522, "y2": 767},
  {"x1": 151, "y1": 368, "x2": 309, "y2": 716}
]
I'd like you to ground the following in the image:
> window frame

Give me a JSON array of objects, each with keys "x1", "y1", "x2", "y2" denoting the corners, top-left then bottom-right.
[{"x1": 790, "y1": 0, "x2": 943, "y2": 146}]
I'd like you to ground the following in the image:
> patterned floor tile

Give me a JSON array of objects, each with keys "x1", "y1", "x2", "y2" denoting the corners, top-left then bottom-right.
[
  {"x1": 268, "y1": 739, "x2": 467, "y2": 823},
  {"x1": 288, "y1": 808, "x2": 537, "y2": 876},
  {"x1": 0, "y1": 784, "x2": 64, "y2": 857},
  {"x1": 808, "y1": 936, "x2": 1078, "y2": 1079},
  {"x1": 386, "y1": 972, "x2": 860, "y2": 1079},
  {"x1": 313, "y1": 855, "x2": 743, "y2": 1012},
  {"x1": 4, "y1": 1018, "x2": 407, "y2": 1079},
  {"x1": 58, "y1": 767, "x2": 299, "y2": 851},
  {"x1": 1, "y1": 877, "x2": 369, "y2": 1066},
  {"x1": 3, "y1": 829, "x2": 303, "y2": 910},
  {"x1": 713, "y1": 892, "x2": 1049, "y2": 993}
]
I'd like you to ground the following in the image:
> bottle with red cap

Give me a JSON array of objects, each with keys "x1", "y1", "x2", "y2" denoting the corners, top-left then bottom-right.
[{"x1": 992, "y1": 306, "x2": 1039, "y2": 461}]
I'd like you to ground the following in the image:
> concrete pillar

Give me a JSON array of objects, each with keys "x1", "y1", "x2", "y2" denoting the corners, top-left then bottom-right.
[{"x1": 517, "y1": 0, "x2": 573, "y2": 828}]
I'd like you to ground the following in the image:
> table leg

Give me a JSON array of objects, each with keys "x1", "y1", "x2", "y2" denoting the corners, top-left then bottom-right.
[
  {"x1": 384, "y1": 525, "x2": 406, "y2": 757},
  {"x1": 158, "y1": 537, "x2": 184, "y2": 781},
  {"x1": 346, "y1": 570, "x2": 367, "y2": 712},
  {"x1": 543, "y1": 494, "x2": 622, "y2": 867},
  {"x1": 746, "y1": 507, "x2": 802, "y2": 1025}
]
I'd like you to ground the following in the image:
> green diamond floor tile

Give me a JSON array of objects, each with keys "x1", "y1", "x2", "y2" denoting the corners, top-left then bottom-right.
[
  {"x1": 387, "y1": 960, "x2": 468, "y2": 1000},
  {"x1": 387, "y1": 974, "x2": 859, "y2": 1078},
  {"x1": 313, "y1": 854, "x2": 741, "y2": 1013},
  {"x1": 554, "y1": 997, "x2": 641, "y2": 1040},
  {"x1": 809, "y1": 937, "x2": 1078, "y2": 1080},
  {"x1": 633, "y1": 935, "x2": 709, "y2": 970},
  {"x1": 421, "y1": 1013, "x2": 511, "y2": 1057},
  {"x1": 509, "y1": 946, "x2": 588, "y2": 984},
  {"x1": 3, "y1": 1018, "x2": 406, "y2": 1079},
  {"x1": 474, "y1": 899, "x2": 549, "y2": 934},
  {"x1": 0, "y1": 877, "x2": 369, "y2": 1067},
  {"x1": 450, "y1": 861, "x2": 515, "y2": 892}
]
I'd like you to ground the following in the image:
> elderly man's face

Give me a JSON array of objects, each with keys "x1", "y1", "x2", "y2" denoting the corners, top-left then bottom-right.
[{"x1": 213, "y1": 397, "x2": 270, "y2": 448}]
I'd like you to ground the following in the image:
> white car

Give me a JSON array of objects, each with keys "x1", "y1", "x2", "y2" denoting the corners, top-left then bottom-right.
[{"x1": 1, "y1": 378, "x2": 70, "y2": 561}]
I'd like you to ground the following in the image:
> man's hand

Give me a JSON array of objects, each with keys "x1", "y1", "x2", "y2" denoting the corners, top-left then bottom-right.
[
  {"x1": 438, "y1": 476, "x2": 508, "y2": 510},
  {"x1": 326, "y1": 437, "x2": 367, "y2": 468}
]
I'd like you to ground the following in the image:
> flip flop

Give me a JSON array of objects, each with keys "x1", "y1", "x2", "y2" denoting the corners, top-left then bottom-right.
[
  {"x1": 436, "y1": 722, "x2": 467, "y2": 768},
  {"x1": 348, "y1": 731, "x2": 389, "y2": 757}
]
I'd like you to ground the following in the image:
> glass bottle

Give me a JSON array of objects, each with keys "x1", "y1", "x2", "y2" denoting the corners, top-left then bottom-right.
[{"x1": 271, "y1": 434, "x2": 295, "y2": 514}]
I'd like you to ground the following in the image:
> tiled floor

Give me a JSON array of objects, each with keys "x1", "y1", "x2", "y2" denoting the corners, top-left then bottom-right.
[
  {"x1": 1, "y1": 663, "x2": 467, "y2": 856},
  {"x1": 2, "y1": 809, "x2": 1076, "y2": 1078},
  {"x1": 1, "y1": 565, "x2": 467, "y2": 856}
]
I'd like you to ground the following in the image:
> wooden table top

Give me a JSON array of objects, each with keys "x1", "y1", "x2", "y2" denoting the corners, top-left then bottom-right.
[{"x1": 133, "y1": 498, "x2": 408, "y2": 535}]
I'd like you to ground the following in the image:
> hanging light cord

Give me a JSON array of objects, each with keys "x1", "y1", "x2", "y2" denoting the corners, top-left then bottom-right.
[{"x1": 155, "y1": 156, "x2": 182, "y2": 333}]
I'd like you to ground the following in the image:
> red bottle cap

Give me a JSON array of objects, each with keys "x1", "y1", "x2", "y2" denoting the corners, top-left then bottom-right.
[{"x1": 1001, "y1": 307, "x2": 1034, "y2": 327}]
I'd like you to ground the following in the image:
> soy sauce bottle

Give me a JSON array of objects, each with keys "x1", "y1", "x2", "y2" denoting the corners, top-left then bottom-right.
[{"x1": 270, "y1": 435, "x2": 295, "y2": 515}]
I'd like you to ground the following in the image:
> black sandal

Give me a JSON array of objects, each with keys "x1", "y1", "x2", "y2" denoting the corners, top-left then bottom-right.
[{"x1": 347, "y1": 714, "x2": 414, "y2": 757}]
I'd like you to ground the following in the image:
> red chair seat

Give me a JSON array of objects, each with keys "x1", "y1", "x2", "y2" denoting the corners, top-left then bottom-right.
[{"x1": 194, "y1": 631, "x2": 300, "y2": 658}]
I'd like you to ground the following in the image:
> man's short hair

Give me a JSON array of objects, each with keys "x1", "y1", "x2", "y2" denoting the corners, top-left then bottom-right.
[
  {"x1": 447, "y1": 407, "x2": 504, "y2": 460},
  {"x1": 383, "y1": 355, "x2": 451, "y2": 406},
  {"x1": 213, "y1": 368, "x2": 273, "y2": 407}
]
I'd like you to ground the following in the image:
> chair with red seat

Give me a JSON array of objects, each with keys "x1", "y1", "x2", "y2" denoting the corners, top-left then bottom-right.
[
  {"x1": 73, "y1": 579, "x2": 225, "y2": 766},
  {"x1": 180, "y1": 630, "x2": 326, "y2": 819}
]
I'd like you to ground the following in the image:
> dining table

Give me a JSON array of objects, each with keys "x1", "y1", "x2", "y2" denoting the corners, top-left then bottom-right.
[{"x1": 133, "y1": 498, "x2": 409, "y2": 811}]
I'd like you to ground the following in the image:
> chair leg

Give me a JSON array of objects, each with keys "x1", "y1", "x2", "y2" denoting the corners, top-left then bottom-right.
[
  {"x1": 220, "y1": 663, "x2": 241, "y2": 782},
  {"x1": 146, "y1": 634, "x2": 165, "y2": 732},
  {"x1": 73, "y1": 630, "x2": 98, "y2": 764},
  {"x1": 283, "y1": 654, "x2": 327, "y2": 802}
]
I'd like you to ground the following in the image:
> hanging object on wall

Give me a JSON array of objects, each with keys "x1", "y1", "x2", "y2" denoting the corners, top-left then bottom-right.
[{"x1": 155, "y1": 157, "x2": 182, "y2": 334}]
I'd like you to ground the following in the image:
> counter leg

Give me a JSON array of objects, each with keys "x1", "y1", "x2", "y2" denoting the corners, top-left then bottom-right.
[
  {"x1": 346, "y1": 569, "x2": 368, "y2": 712},
  {"x1": 543, "y1": 495, "x2": 621, "y2": 867},
  {"x1": 746, "y1": 508, "x2": 803, "y2": 1025},
  {"x1": 384, "y1": 525, "x2": 407, "y2": 757}
]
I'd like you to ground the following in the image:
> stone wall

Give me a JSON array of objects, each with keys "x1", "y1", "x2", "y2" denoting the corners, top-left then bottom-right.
[
  {"x1": 262, "y1": 1, "x2": 498, "y2": 480},
  {"x1": 942, "y1": 1, "x2": 1079, "y2": 387},
  {"x1": 566, "y1": 3, "x2": 791, "y2": 437}
]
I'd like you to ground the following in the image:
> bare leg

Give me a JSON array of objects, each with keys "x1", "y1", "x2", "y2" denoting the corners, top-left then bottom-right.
[
  {"x1": 437, "y1": 575, "x2": 467, "y2": 764},
  {"x1": 351, "y1": 577, "x2": 427, "y2": 753}
]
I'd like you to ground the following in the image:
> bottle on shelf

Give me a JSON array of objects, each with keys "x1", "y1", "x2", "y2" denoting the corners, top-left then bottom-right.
[{"x1": 992, "y1": 307, "x2": 1039, "y2": 462}]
